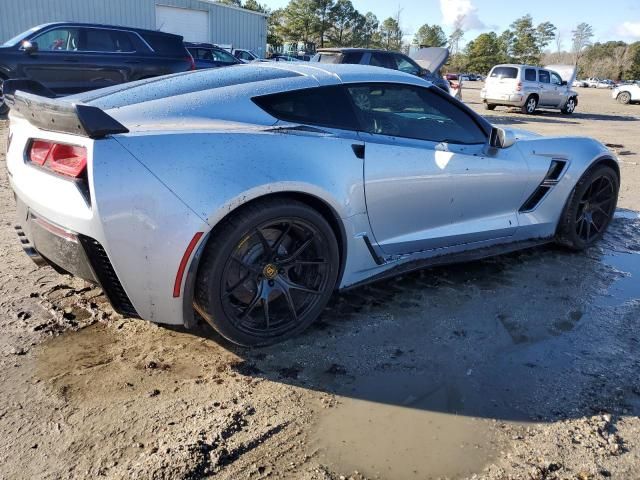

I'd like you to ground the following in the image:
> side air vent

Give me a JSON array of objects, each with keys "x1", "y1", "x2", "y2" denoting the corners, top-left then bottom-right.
[
  {"x1": 78, "y1": 235, "x2": 140, "y2": 318},
  {"x1": 519, "y1": 159, "x2": 567, "y2": 212}
]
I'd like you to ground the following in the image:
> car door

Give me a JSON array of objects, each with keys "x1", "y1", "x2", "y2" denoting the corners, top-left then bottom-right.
[
  {"x1": 16, "y1": 26, "x2": 84, "y2": 94},
  {"x1": 547, "y1": 71, "x2": 564, "y2": 107},
  {"x1": 72, "y1": 27, "x2": 133, "y2": 90},
  {"x1": 537, "y1": 69, "x2": 555, "y2": 106},
  {"x1": 346, "y1": 83, "x2": 530, "y2": 255}
]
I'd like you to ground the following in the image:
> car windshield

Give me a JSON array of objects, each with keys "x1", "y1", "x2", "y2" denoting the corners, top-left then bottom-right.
[{"x1": 2, "y1": 25, "x2": 41, "y2": 47}]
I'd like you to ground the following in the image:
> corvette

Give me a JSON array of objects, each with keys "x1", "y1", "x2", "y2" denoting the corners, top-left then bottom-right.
[{"x1": 5, "y1": 63, "x2": 619, "y2": 346}]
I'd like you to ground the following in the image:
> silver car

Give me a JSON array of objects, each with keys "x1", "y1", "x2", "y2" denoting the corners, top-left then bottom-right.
[
  {"x1": 6, "y1": 63, "x2": 619, "y2": 346},
  {"x1": 481, "y1": 64, "x2": 578, "y2": 114}
]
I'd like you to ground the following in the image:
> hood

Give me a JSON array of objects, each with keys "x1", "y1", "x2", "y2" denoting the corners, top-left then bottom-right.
[
  {"x1": 544, "y1": 64, "x2": 577, "y2": 85},
  {"x1": 410, "y1": 47, "x2": 449, "y2": 74}
]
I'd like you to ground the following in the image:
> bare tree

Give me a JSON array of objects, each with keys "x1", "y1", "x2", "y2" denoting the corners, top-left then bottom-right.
[
  {"x1": 555, "y1": 31, "x2": 562, "y2": 53},
  {"x1": 571, "y1": 23, "x2": 594, "y2": 66},
  {"x1": 448, "y1": 16, "x2": 465, "y2": 55}
]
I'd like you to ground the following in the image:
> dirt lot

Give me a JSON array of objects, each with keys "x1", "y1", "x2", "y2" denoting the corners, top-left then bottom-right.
[{"x1": 1, "y1": 84, "x2": 639, "y2": 480}]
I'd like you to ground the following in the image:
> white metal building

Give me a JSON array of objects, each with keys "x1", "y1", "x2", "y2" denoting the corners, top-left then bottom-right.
[{"x1": 0, "y1": 0, "x2": 268, "y2": 57}]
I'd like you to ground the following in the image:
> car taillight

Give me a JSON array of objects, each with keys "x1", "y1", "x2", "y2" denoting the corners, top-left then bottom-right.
[
  {"x1": 28, "y1": 140, "x2": 87, "y2": 178},
  {"x1": 516, "y1": 82, "x2": 522, "y2": 91},
  {"x1": 186, "y1": 55, "x2": 196, "y2": 71}
]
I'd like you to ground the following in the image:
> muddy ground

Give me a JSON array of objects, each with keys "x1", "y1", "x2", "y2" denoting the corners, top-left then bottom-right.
[{"x1": 1, "y1": 84, "x2": 639, "y2": 480}]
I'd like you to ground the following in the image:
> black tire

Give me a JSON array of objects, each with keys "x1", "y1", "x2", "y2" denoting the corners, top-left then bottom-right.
[
  {"x1": 0, "y1": 78, "x2": 8, "y2": 116},
  {"x1": 194, "y1": 198, "x2": 339, "y2": 346},
  {"x1": 484, "y1": 103, "x2": 496, "y2": 110},
  {"x1": 617, "y1": 92, "x2": 631, "y2": 105},
  {"x1": 561, "y1": 96, "x2": 577, "y2": 114},
  {"x1": 521, "y1": 95, "x2": 538, "y2": 114},
  {"x1": 556, "y1": 165, "x2": 619, "y2": 250}
]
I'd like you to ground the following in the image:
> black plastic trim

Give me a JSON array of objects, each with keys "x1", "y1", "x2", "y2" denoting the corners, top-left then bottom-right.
[{"x1": 78, "y1": 235, "x2": 140, "y2": 318}]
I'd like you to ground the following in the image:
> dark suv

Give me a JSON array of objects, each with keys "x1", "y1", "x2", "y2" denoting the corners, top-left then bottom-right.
[
  {"x1": 0, "y1": 22, "x2": 194, "y2": 113},
  {"x1": 184, "y1": 42, "x2": 241, "y2": 69},
  {"x1": 311, "y1": 48, "x2": 450, "y2": 94}
]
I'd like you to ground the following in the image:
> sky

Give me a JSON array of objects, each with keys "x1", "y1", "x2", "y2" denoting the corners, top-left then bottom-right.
[{"x1": 261, "y1": 0, "x2": 640, "y2": 46}]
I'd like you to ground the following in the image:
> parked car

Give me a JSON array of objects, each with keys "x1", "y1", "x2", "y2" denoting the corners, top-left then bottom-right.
[
  {"x1": 311, "y1": 47, "x2": 451, "y2": 94},
  {"x1": 233, "y1": 48, "x2": 261, "y2": 62},
  {"x1": 585, "y1": 78, "x2": 614, "y2": 89},
  {"x1": 185, "y1": 42, "x2": 241, "y2": 69},
  {"x1": 269, "y1": 53, "x2": 300, "y2": 62},
  {"x1": 0, "y1": 22, "x2": 194, "y2": 114},
  {"x1": 612, "y1": 81, "x2": 640, "y2": 104},
  {"x1": 573, "y1": 79, "x2": 588, "y2": 87},
  {"x1": 5, "y1": 63, "x2": 619, "y2": 346},
  {"x1": 481, "y1": 64, "x2": 578, "y2": 114}
]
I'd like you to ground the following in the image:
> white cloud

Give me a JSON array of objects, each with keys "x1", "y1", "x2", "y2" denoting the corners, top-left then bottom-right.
[
  {"x1": 616, "y1": 21, "x2": 640, "y2": 39},
  {"x1": 439, "y1": 0, "x2": 486, "y2": 31}
]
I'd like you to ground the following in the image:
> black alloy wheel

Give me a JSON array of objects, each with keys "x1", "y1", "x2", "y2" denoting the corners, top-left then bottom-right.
[
  {"x1": 574, "y1": 174, "x2": 616, "y2": 243},
  {"x1": 195, "y1": 199, "x2": 339, "y2": 346}
]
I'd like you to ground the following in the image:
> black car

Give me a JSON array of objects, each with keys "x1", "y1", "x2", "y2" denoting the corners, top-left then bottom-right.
[
  {"x1": 311, "y1": 47, "x2": 450, "y2": 94},
  {"x1": 184, "y1": 42, "x2": 241, "y2": 69},
  {"x1": 0, "y1": 22, "x2": 194, "y2": 114}
]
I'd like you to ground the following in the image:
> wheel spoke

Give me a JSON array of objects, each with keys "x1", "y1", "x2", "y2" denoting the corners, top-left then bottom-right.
[
  {"x1": 255, "y1": 229, "x2": 272, "y2": 258},
  {"x1": 591, "y1": 220, "x2": 601, "y2": 233},
  {"x1": 261, "y1": 297, "x2": 270, "y2": 329},
  {"x1": 279, "y1": 283, "x2": 298, "y2": 322},
  {"x1": 281, "y1": 236, "x2": 314, "y2": 264},
  {"x1": 272, "y1": 223, "x2": 292, "y2": 254},
  {"x1": 283, "y1": 278, "x2": 322, "y2": 296},
  {"x1": 223, "y1": 271, "x2": 251, "y2": 298},
  {"x1": 240, "y1": 282, "x2": 263, "y2": 320},
  {"x1": 585, "y1": 220, "x2": 592, "y2": 241},
  {"x1": 293, "y1": 259, "x2": 328, "y2": 266}
]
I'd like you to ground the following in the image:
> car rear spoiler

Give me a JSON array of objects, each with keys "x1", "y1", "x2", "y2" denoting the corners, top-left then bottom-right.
[{"x1": 3, "y1": 79, "x2": 129, "y2": 139}]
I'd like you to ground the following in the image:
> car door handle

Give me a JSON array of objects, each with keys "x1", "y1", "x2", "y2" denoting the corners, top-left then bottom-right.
[{"x1": 352, "y1": 144, "x2": 365, "y2": 159}]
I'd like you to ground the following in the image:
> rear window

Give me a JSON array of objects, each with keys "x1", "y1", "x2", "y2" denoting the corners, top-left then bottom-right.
[
  {"x1": 538, "y1": 70, "x2": 550, "y2": 83},
  {"x1": 490, "y1": 67, "x2": 518, "y2": 79},
  {"x1": 253, "y1": 86, "x2": 359, "y2": 130},
  {"x1": 524, "y1": 68, "x2": 536, "y2": 81},
  {"x1": 140, "y1": 32, "x2": 185, "y2": 55},
  {"x1": 313, "y1": 52, "x2": 342, "y2": 64}
]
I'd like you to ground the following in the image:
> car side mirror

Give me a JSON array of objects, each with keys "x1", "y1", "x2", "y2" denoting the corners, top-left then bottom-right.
[
  {"x1": 22, "y1": 40, "x2": 38, "y2": 54},
  {"x1": 561, "y1": 80, "x2": 567, "y2": 86},
  {"x1": 489, "y1": 127, "x2": 516, "y2": 149},
  {"x1": 418, "y1": 68, "x2": 429, "y2": 77}
]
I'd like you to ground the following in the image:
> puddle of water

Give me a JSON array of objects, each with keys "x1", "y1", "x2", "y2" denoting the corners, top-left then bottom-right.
[{"x1": 312, "y1": 373, "x2": 502, "y2": 479}]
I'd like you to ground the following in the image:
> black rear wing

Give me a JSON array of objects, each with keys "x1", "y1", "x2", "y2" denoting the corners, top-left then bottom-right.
[{"x1": 3, "y1": 79, "x2": 129, "y2": 139}]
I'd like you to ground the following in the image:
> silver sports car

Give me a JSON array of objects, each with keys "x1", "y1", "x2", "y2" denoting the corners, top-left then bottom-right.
[{"x1": 6, "y1": 63, "x2": 620, "y2": 346}]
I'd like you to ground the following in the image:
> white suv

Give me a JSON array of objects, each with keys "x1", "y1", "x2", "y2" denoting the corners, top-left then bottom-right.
[{"x1": 481, "y1": 64, "x2": 578, "y2": 114}]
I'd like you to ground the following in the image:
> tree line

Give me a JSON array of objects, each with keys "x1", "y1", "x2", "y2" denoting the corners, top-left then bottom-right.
[{"x1": 220, "y1": 0, "x2": 640, "y2": 79}]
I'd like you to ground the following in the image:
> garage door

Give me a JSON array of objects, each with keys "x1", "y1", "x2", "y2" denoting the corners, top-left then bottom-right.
[{"x1": 156, "y1": 5, "x2": 209, "y2": 43}]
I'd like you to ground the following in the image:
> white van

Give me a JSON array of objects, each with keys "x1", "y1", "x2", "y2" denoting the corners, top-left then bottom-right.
[{"x1": 481, "y1": 64, "x2": 578, "y2": 114}]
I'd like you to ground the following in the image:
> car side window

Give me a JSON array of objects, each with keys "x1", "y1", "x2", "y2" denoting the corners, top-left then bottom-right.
[
  {"x1": 538, "y1": 70, "x2": 550, "y2": 83},
  {"x1": 211, "y1": 49, "x2": 237, "y2": 64},
  {"x1": 550, "y1": 72, "x2": 562, "y2": 85},
  {"x1": 32, "y1": 28, "x2": 80, "y2": 51},
  {"x1": 393, "y1": 54, "x2": 420, "y2": 76},
  {"x1": 346, "y1": 83, "x2": 486, "y2": 144},
  {"x1": 370, "y1": 52, "x2": 395, "y2": 70},
  {"x1": 524, "y1": 68, "x2": 536, "y2": 81},
  {"x1": 253, "y1": 86, "x2": 359, "y2": 130},
  {"x1": 81, "y1": 29, "x2": 134, "y2": 52},
  {"x1": 341, "y1": 51, "x2": 364, "y2": 64}
]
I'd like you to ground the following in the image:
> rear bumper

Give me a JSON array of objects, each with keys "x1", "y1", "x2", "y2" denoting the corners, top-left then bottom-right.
[{"x1": 15, "y1": 195, "x2": 139, "y2": 317}]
